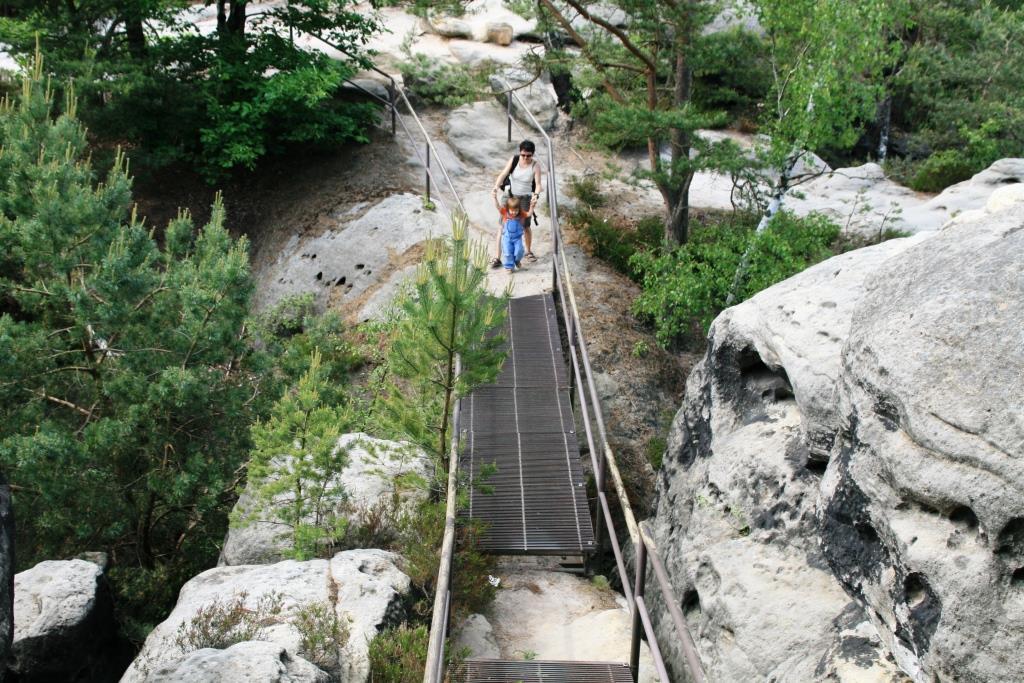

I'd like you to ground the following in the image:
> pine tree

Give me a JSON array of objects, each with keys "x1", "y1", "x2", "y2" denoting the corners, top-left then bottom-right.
[
  {"x1": 0, "y1": 54, "x2": 257, "y2": 627},
  {"x1": 383, "y1": 210, "x2": 507, "y2": 472},
  {"x1": 242, "y1": 349, "x2": 349, "y2": 560}
]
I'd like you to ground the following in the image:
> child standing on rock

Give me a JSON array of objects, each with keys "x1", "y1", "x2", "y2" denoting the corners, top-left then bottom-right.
[{"x1": 494, "y1": 194, "x2": 533, "y2": 274}]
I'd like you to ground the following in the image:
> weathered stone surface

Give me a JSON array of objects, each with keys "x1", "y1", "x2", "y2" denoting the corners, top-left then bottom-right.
[
  {"x1": 453, "y1": 614, "x2": 499, "y2": 659},
  {"x1": 12, "y1": 559, "x2": 117, "y2": 681},
  {"x1": 251, "y1": 193, "x2": 450, "y2": 313},
  {"x1": 820, "y1": 188, "x2": 1024, "y2": 682},
  {"x1": 443, "y1": 101, "x2": 518, "y2": 169},
  {"x1": 479, "y1": 568, "x2": 658, "y2": 682},
  {"x1": 221, "y1": 433, "x2": 429, "y2": 566},
  {"x1": 786, "y1": 158, "x2": 1024, "y2": 236},
  {"x1": 148, "y1": 641, "x2": 328, "y2": 683},
  {"x1": 419, "y1": 14, "x2": 472, "y2": 39},
  {"x1": 651, "y1": 190, "x2": 1023, "y2": 681},
  {"x1": 488, "y1": 69, "x2": 559, "y2": 132},
  {"x1": 485, "y1": 22, "x2": 513, "y2": 46},
  {"x1": 0, "y1": 475, "x2": 13, "y2": 677},
  {"x1": 123, "y1": 550, "x2": 410, "y2": 683},
  {"x1": 649, "y1": 235, "x2": 930, "y2": 681}
]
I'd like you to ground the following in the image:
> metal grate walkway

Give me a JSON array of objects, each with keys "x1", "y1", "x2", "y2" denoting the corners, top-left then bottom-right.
[
  {"x1": 459, "y1": 294, "x2": 595, "y2": 555},
  {"x1": 450, "y1": 659, "x2": 634, "y2": 682}
]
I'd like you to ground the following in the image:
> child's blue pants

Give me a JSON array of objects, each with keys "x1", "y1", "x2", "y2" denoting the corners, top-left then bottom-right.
[{"x1": 502, "y1": 230, "x2": 525, "y2": 269}]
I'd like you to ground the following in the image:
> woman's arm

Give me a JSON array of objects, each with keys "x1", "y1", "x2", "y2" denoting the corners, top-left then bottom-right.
[{"x1": 492, "y1": 157, "x2": 515, "y2": 191}]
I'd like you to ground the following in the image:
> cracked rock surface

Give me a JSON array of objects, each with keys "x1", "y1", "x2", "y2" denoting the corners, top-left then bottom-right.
[
  {"x1": 649, "y1": 185, "x2": 1023, "y2": 681},
  {"x1": 121, "y1": 550, "x2": 410, "y2": 683}
]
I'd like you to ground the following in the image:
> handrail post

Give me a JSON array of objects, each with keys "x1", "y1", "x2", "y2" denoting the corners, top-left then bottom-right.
[
  {"x1": 389, "y1": 84, "x2": 396, "y2": 135},
  {"x1": 507, "y1": 91, "x2": 513, "y2": 143},
  {"x1": 425, "y1": 143, "x2": 431, "y2": 206},
  {"x1": 630, "y1": 538, "x2": 647, "y2": 682}
]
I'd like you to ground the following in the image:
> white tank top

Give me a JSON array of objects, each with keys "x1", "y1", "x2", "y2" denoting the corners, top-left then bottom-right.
[{"x1": 509, "y1": 160, "x2": 536, "y2": 196}]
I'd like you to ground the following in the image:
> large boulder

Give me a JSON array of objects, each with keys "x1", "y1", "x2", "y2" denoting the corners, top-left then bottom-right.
[
  {"x1": 819, "y1": 185, "x2": 1024, "y2": 682},
  {"x1": 221, "y1": 433, "x2": 430, "y2": 566},
  {"x1": 649, "y1": 235, "x2": 924, "y2": 681},
  {"x1": 148, "y1": 641, "x2": 328, "y2": 683},
  {"x1": 251, "y1": 193, "x2": 450, "y2": 313},
  {"x1": 443, "y1": 101, "x2": 518, "y2": 169},
  {"x1": 488, "y1": 69, "x2": 559, "y2": 132},
  {"x1": 122, "y1": 549, "x2": 410, "y2": 683},
  {"x1": 12, "y1": 558, "x2": 118, "y2": 682},
  {"x1": 785, "y1": 158, "x2": 1024, "y2": 236},
  {"x1": 650, "y1": 185, "x2": 1024, "y2": 682}
]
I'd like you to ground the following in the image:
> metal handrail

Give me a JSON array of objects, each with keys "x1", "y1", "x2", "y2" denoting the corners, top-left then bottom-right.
[
  {"x1": 308, "y1": 32, "x2": 467, "y2": 217},
  {"x1": 499, "y1": 79, "x2": 707, "y2": 683},
  {"x1": 423, "y1": 359, "x2": 462, "y2": 683}
]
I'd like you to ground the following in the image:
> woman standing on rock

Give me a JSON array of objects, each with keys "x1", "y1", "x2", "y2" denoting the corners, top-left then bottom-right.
[{"x1": 490, "y1": 140, "x2": 542, "y2": 268}]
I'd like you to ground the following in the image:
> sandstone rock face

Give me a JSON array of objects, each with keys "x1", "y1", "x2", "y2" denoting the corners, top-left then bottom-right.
[
  {"x1": 123, "y1": 550, "x2": 410, "y2": 683},
  {"x1": 0, "y1": 475, "x2": 13, "y2": 674},
  {"x1": 786, "y1": 158, "x2": 1024, "y2": 236},
  {"x1": 820, "y1": 186, "x2": 1024, "y2": 682},
  {"x1": 488, "y1": 69, "x2": 559, "y2": 131},
  {"x1": 443, "y1": 101, "x2": 518, "y2": 169},
  {"x1": 651, "y1": 190, "x2": 1024, "y2": 681},
  {"x1": 650, "y1": 236, "x2": 923, "y2": 682},
  {"x1": 12, "y1": 558, "x2": 117, "y2": 681},
  {"x1": 251, "y1": 193, "x2": 450, "y2": 313},
  {"x1": 485, "y1": 22, "x2": 514, "y2": 46},
  {"x1": 148, "y1": 641, "x2": 328, "y2": 683},
  {"x1": 221, "y1": 433, "x2": 430, "y2": 566}
]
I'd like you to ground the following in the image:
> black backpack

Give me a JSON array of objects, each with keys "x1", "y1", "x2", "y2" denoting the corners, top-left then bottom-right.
[{"x1": 499, "y1": 154, "x2": 536, "y2": 194}]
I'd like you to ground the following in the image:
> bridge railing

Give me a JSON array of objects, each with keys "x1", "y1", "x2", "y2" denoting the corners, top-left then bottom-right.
[{"x1": 497, "y1": 79, "x2": 707, "y2": 683}]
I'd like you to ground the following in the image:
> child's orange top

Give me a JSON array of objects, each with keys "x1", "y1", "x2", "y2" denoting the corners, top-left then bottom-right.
[{"x1": 499, "y1": 206, "x2": 530, "y2": 221}]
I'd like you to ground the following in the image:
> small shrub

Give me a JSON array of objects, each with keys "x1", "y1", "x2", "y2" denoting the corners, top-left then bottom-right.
[
  {"x1": 646, "y1": 435, "x2": 667, "y2": 471},
  {"x1": 908, "y1": 149, "x2": 976, "y2": 192},
  {"x1": 572, "y1": 210, "x2": 662, "y2": 281},
  {"x1": 295, "y1": 602, "x2": 349, "y2": 671},
  {"x1": 631, "y1": 211, "x2": 840, "y2": 346},
  {"x1": 174, "y1": 592, "x2": 283, "y2": 653},
  {"x1": 368, "y1": 625, "x2": 429, "y2": 683},
  {"x1": 568, "y1": 175, "x2": 606, "y2": 208},
  {"x1": 398, "y1": 53, "x2": 492, "y2": 107}
]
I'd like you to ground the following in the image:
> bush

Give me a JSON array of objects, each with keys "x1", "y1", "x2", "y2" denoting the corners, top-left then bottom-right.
[
  {"x1": 294, "y1": 602, "x2": 349, "y2": 671},
  {"x1": 908, "y1": 148, "x2": 979, "y2": 192},
  {"x1": 631, "y1": 211, "x2": 840, "y2": 346},
  {"x1": 572, "y1": 210, "x2": 663, "y2": 281},
  {"x1": 174, "y1": 592, "x2": 283, "y2": 653},
  {"x1": 368, "y1": 625, "x2": 429, "y2": 683},
  {"x1": 398, "y1": 53, "x2": 492, "y2": 107}
]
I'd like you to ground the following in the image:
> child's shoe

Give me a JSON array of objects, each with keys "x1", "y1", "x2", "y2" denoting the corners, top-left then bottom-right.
[
  {"x1": 515, "y1": 260, "x2": 522, "y2": 269},
  {"x1": 490, "y1": 258, "x2": 501, "y2": 269}
]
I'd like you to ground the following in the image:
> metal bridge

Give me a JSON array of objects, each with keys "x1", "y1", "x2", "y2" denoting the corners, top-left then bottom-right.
[{"x1": 336, "y1": 50, "x2": 707, "y2": 683}]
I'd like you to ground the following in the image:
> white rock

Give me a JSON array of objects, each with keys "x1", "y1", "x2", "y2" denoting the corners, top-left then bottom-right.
[
  {"x1": 447, "y1": 39, "x2": 530, "y2": 67},
  {"x1": 221, "y1": 434, "x2": 430, "y2": 566},
  {"x1": 148, "y1": 641, "x2": 328, "y2": 683},
  {"x1": 984, "y1": 181, "x2": 1024, "y2": 212},
  {"x1": 481, "y1": 568, "x2": 658, "y2": 682},
  {"x1": 443, "y1": 101, "x2": 519, "y2": 169},
  {"x1": 820, "y1": 200, "x2": 1024, "y2": 682},
  {"x1": 12, "y1": 559, "x2": 117, "y2": 679},
  {"x1": 252, "y1": 193, "x2": 450, "y2": 313},
  {"x1": 649, "y1": 236, "x2": 931, "y2": 681},
  {"x1": 419, "y1": 14, "x2": 472, "y2": 39},
  {"x1": 453, "y1": 614, "x2": 500, "y2": 659},
  {"x1": 489, "y1": 69, "x2": 559, "y2": 132},
  {"x1": 123, "y1": 550, "x2": 411, "y2": 683}
]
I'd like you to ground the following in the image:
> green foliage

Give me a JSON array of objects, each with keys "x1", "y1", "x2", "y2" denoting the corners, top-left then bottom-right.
[
  {"x1": 241, "y1": 350, "x2": 349, "y2": 560},
  {"x1": 891, "y1": 0, "x2": 1024, "y2": 188},
  {"x1": 567, "y1": 175, "x2": 606, "y2": 209},
  {"x1": 0, "y1": 1, "x2": 381, "y2": 180},
  {"x1": 294, "y1": 601, "x2": 350, "y2": 671},
  {"x1": 571, "y1": 209, "x2": 662, "y2": 281},
  {"x1": 0, "y1": 58, "x2": 258, "y2": 634},
  {"x1": 691, "y1": 27, "x2": 771, "y2": 120},
  {"x1": 398, "y1": 52, "x2": 493, "y2": 107},
  {"x1": 754, "y1": 0, "x2": 911, "y2": 160},
  {"x1": 382, "y1": 211, "x2": 507, "y2": 463},
  {"x1": 174, "y1": 592, "x2": 284, "y2": 652},
  {"x1": 646, "y1": 435, "x2": 667, "y2": 471},
  {"x1": 368, "y1": 624, "x2": 429, "y2": 683},
  {"x1": 631, "y1": 212, "x2": 841, "y2": 345}
]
